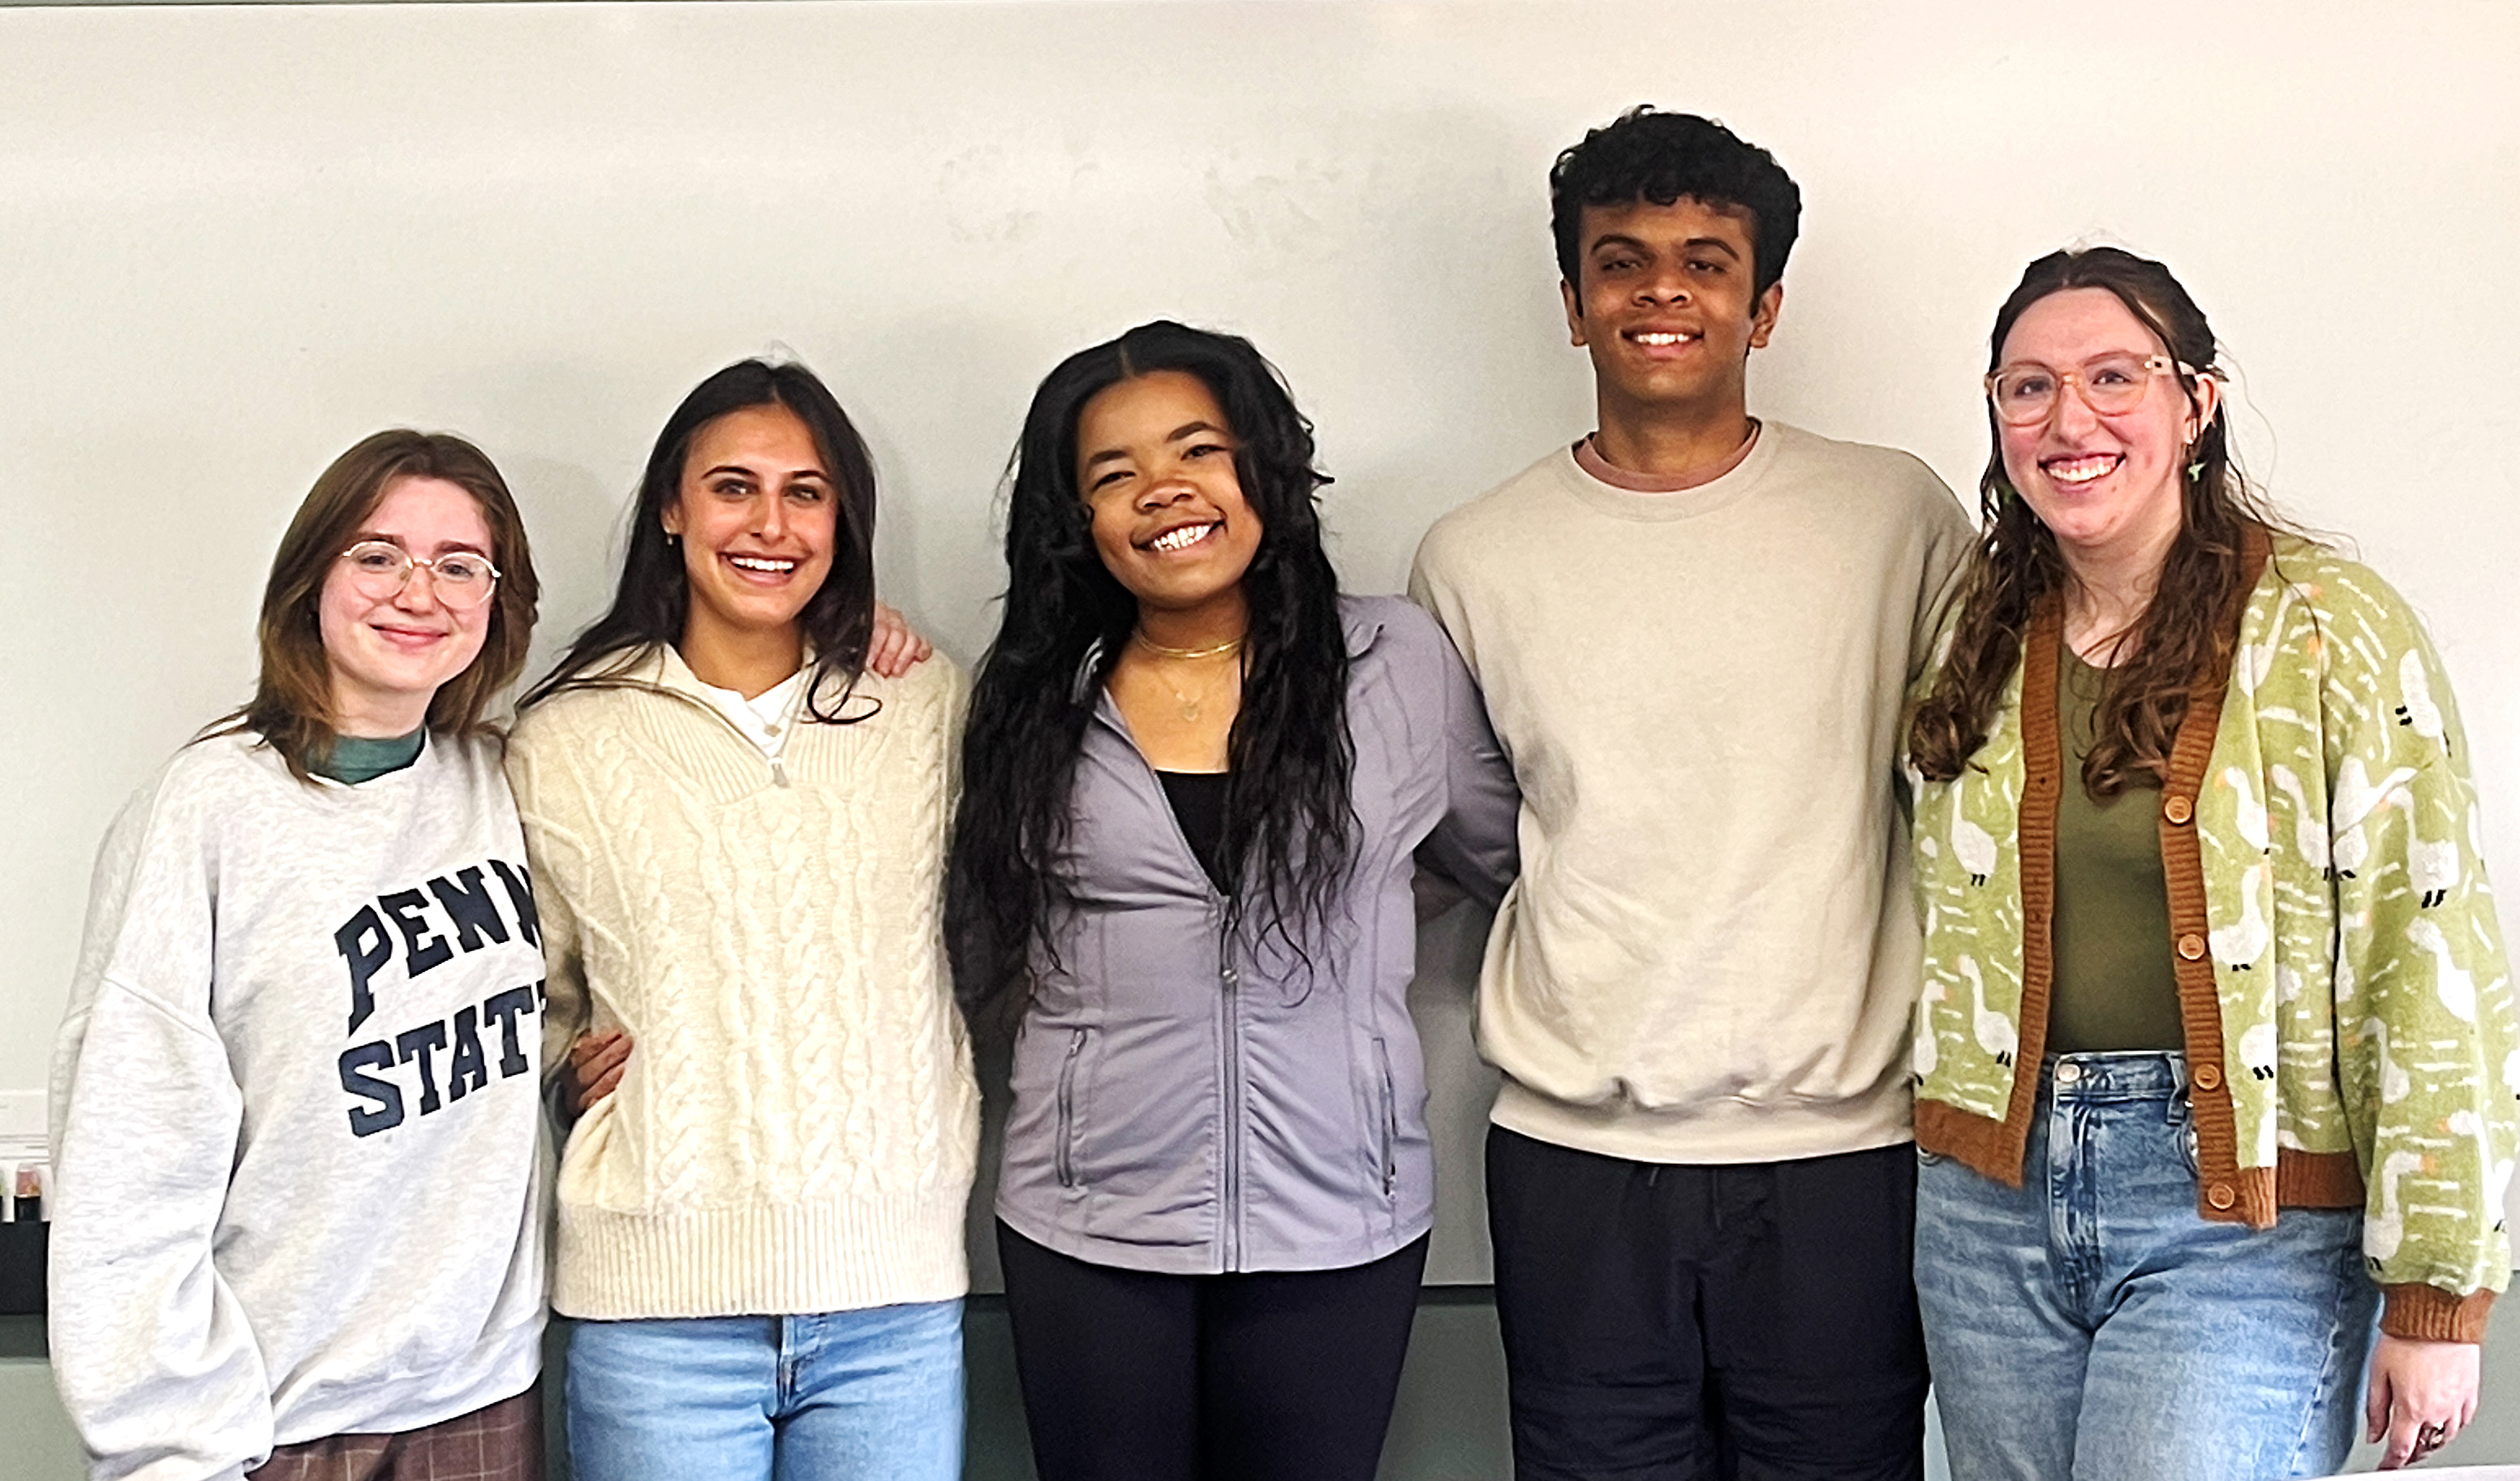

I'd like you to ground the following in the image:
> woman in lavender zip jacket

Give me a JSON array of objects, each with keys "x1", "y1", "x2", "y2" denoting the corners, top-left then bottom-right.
[{"x1": 948, "y1": 321, "x2": 1518, "y2": 1481}]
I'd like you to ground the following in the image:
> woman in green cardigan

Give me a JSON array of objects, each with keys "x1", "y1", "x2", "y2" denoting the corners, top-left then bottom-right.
[{"x1": 1904, "y1": 246, "x2": 2515, "y2": 1478}]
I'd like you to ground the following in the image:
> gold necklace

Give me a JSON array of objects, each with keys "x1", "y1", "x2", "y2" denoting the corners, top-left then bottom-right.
[
  {"x1": 1131, "y1": 634, "x2": 1242, "y2": 722},
  {"x1": 1132, "y1": 631, "x2": 1245, "y2": 661}
]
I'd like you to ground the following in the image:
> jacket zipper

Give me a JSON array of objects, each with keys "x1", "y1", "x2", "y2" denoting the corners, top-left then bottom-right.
[
  {"x1": 1219, "y1": 921, "x2": 1242, "y2": 1271},
  {"x1": 1090, "y1": 701, "x2": 1243, "y2": 1272},
  {"x1": 1373, "y1": 1035, "x2": 1397, "y2": 1198},
  {"x1": 1055, "y1": 1027, "x2": 1088, "y2": 1189}
]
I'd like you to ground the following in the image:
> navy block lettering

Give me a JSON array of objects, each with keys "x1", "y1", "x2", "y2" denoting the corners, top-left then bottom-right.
[
  {"x1": 488, "y1": 859, "x2": 540, "y2": 948},
  {"x1": 381, "y1": 888, "x2": 454, "y2": 979},
  {"x1": 429, "y1": 868, "x2": 512, "y2": 951},
  {"x1": 483, "y1": 984, "x2": 537, "y2": 1078},
  {"x1": 396, "y1": 1020, "x2": 449, "y2": 1115},
  {"x1": 447, "y1": 1005, "x2": 488, "y2": 1102},
  {"x1": 339, "y1": 1041, "x2": 405, "y2": 1136},
  {"x1": 336, "y1": 906, "x2": 393, "y2": 1034}
]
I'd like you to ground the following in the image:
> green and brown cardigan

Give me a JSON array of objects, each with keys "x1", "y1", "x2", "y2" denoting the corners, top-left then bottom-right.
[{"x1": 1907, "y1": 531, "x2": 2517, "y2": 1341}]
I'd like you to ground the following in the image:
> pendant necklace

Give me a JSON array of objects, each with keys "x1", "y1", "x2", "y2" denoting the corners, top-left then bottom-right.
[{"x1": 1133, "y1": 631, "x2": 1244, "y2": 723}]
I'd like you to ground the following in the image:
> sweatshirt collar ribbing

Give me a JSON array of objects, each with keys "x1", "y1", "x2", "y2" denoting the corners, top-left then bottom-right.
[{"x1": 1553, "y1": 419, "x2": 1789, "y2": 523}]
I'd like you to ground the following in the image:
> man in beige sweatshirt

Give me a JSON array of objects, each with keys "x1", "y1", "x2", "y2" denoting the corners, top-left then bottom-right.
[{"x1": 1410, "y1": 107, "x2": 1972, "y2": 1480}]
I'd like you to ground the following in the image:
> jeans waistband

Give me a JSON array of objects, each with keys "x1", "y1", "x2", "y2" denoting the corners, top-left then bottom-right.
[{"x1": 2040, "y1": 1050, "x2": 2187, "y2": 1100}]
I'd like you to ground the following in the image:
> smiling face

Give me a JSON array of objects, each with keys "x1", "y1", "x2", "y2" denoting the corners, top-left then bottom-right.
[
  {"x1": 316, "y1": 476, "x2": 497, "y2": 737},
  {"x1": 1996, "y1": 286, "x2": 2217, "y2": 567},
  {"x1": 664, "y1": 401, "x2": 838, "y2": 657},
  {"x1": 1562, "y1": 195, "x2": 1782, "y2": 424},
  {"x1": 1074, "y1": 368, "x2": 1262, "y2": 629}
]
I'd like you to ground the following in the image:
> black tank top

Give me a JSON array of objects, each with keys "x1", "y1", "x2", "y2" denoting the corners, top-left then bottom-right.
[{"x1": 1155, "y1": 770, "x2": 1230, "y2": 893}]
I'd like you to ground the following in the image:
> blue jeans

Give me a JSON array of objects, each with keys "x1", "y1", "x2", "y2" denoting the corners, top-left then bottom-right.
[
  {"x1": 565, "y1": 1302, "x2": 964, "y2": 1481},
  {"x1": 1916, "y1": 1053, "x2": 2376, "y2": 1481}
]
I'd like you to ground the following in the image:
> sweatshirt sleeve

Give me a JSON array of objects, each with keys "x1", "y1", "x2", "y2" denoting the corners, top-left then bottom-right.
[
  {"x1": 1907, "y1": 471, "x2": 1978, "y2": 686},
  {"x1": 1405, "y1": 532, "x2": 1471, "y2": 679},
  {"x1": 1417, "y1": 613, "x2": 1520, "y2": 912},
  {"x1": 504, "y1": 734, "x2": 592, "y2": 1096},
  {"x1": 47, "y1": 776, "x2": 274, "y2": 1481},
  {"x1": 2324, "y1": 574, "x2": 2518, "y2": 1341}
]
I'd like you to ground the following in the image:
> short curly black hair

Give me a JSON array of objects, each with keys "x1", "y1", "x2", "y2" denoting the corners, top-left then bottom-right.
[{"x1": 1550, "y1": 106, "x2": 1801, "y2": 297}]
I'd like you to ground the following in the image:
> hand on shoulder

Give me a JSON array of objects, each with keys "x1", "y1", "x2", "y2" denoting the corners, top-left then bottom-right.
[{"x1": 867, "y1": 601, "x2": 934, "y2": 679}]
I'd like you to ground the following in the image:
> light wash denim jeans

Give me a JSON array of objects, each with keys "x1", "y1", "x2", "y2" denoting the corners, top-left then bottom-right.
[
  {"x1": 565, "y1": 1301, "x2": 964, "y2": 1481},
  {"x1": 1916, "y1": 1052, "x2": 2377, "y2": 1481}
]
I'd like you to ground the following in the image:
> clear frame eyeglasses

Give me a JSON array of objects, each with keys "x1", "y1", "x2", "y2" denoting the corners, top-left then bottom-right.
[
  {"x1": 1985, "y1": 354, "x2": 2202, "y2": 426},
  {"x1": 337, "y1": 540, "x2": 502, "y2": 611}
]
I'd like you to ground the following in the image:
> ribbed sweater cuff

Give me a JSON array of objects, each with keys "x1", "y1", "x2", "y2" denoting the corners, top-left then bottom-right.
[
  {"x1": 553, "y1": 1189, "x2": 970, "y2": 1320},
  {"x1": 2380, "y1": 1283, "x2": 2496, "y2": 1344}
]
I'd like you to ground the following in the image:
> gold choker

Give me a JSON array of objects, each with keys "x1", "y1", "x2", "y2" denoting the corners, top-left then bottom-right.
[{"x1": 1132, "y1": 631, "x2": 1245, "y2": 661}]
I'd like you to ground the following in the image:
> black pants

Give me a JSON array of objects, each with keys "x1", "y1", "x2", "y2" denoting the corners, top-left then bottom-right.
[
  {"x1": 997, "y1": 1221, "x2": 1430, "y2": 1481},
  {"x1": 1486, "y1": 1129, "x2": 1929, "y2": 1481}
]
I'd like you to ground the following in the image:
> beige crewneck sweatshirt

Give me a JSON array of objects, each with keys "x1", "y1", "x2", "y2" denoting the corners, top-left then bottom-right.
[
  {"x1": 1410, "y1": 424, "x2": 1973, "y2": 1164},
  {"x1": 507, "y1": 645, "x2": 976, "y2": 1319}
]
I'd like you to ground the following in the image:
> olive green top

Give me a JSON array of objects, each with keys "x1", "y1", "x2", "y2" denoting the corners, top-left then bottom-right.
[{"x1": 2047, "y1": 647, "x2": 2183, "y2": 1053}]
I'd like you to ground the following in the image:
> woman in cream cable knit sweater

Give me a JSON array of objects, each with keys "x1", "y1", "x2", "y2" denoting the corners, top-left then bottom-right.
[{"x1": 507, "y1": 360, "x2": 974, "y2": 1481}]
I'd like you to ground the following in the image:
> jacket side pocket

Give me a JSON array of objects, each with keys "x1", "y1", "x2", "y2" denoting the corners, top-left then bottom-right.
[
  {"x1": 1373, "y1": 1035, "x2": 1398, "y2": 1198},
  {"x1": 1056, "y1": 1027, "x2": 1090, "y2": 1190}
]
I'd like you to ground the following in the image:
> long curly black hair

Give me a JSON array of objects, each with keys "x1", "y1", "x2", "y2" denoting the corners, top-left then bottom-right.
[{"x1": 949, "y1": 321, "x2": 1355, "y2": 1018}]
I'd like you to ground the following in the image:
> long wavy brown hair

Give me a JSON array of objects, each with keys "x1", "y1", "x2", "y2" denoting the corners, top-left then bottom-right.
[
  {"x1": 213, "y1": 430, "x2": 540, "y2": 781},
  {"x1": 1908, "y1": 247, "x2": 2281, "y2": 796}
]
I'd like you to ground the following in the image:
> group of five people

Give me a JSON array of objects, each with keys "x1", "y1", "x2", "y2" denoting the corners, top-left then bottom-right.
[{"x1": 45, "y1": 105, "x2": 2516, "y2": 1481}]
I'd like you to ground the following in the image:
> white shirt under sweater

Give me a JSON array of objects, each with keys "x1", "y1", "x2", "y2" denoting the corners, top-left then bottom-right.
[
  {"x1": 691, "y1": 667, "x2": 806, "y2": 757},
  {"x1": 1409, "y1": 423, "x2": 1975, "y2": 1164},
  {"x1": 506, "y1": 644, "x2": 977, "y2": 1320},
  {"x1": 48, "y1": 732, "x2": 548, "y2": 1481}
]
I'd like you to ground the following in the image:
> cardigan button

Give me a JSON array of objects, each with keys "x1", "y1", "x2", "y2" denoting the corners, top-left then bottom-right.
[
  {"x1": 2206, "y1": 1182, "x2": 2237, "y2": 1211},
  {"x1": 2177, "y1": 932, "x2": 2207, "y2": 960},
  {"x1": 2193, "y1": 1063, "x2": 2224, "y2": 1091},
  {"x1": 2164, "y1": 795, "x2": 2194, "y2": 824}
]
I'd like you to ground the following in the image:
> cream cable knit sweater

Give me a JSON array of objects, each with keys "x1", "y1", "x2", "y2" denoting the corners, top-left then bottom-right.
[{"x1": 507, "y1": 644, "x2": 977, "y2": 1320}]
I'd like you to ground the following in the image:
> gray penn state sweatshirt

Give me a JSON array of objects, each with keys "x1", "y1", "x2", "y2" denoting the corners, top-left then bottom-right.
[{"x1": 49, "y1": 731, "x2": 548, "y2": 1481}]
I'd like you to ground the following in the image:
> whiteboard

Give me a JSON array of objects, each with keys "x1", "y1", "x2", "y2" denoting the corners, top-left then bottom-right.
[{"x1": 3, "y1": 0, "x2": 2514, "y2": 1283}]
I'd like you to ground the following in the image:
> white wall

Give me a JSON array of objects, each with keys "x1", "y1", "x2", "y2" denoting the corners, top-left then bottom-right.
[{"x1": 2, "y1": 0, "x2": 2515, "y2": 1281}]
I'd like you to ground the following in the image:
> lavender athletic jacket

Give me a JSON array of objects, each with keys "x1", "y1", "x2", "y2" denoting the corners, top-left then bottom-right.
[{"x1": 992, "y1": 595, "x2": 1520, "y2": 1274}]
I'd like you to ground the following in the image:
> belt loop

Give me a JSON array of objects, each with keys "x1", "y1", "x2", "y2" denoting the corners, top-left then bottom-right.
[{"x1": 2165, "y1": 1049, "x2": 2191, "y2": 1124}]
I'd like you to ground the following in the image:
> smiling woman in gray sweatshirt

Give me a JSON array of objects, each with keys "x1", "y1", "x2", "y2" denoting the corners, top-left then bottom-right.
[{"x1": 48, "y1": 431, "x2": 548, "y2": 1481}]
